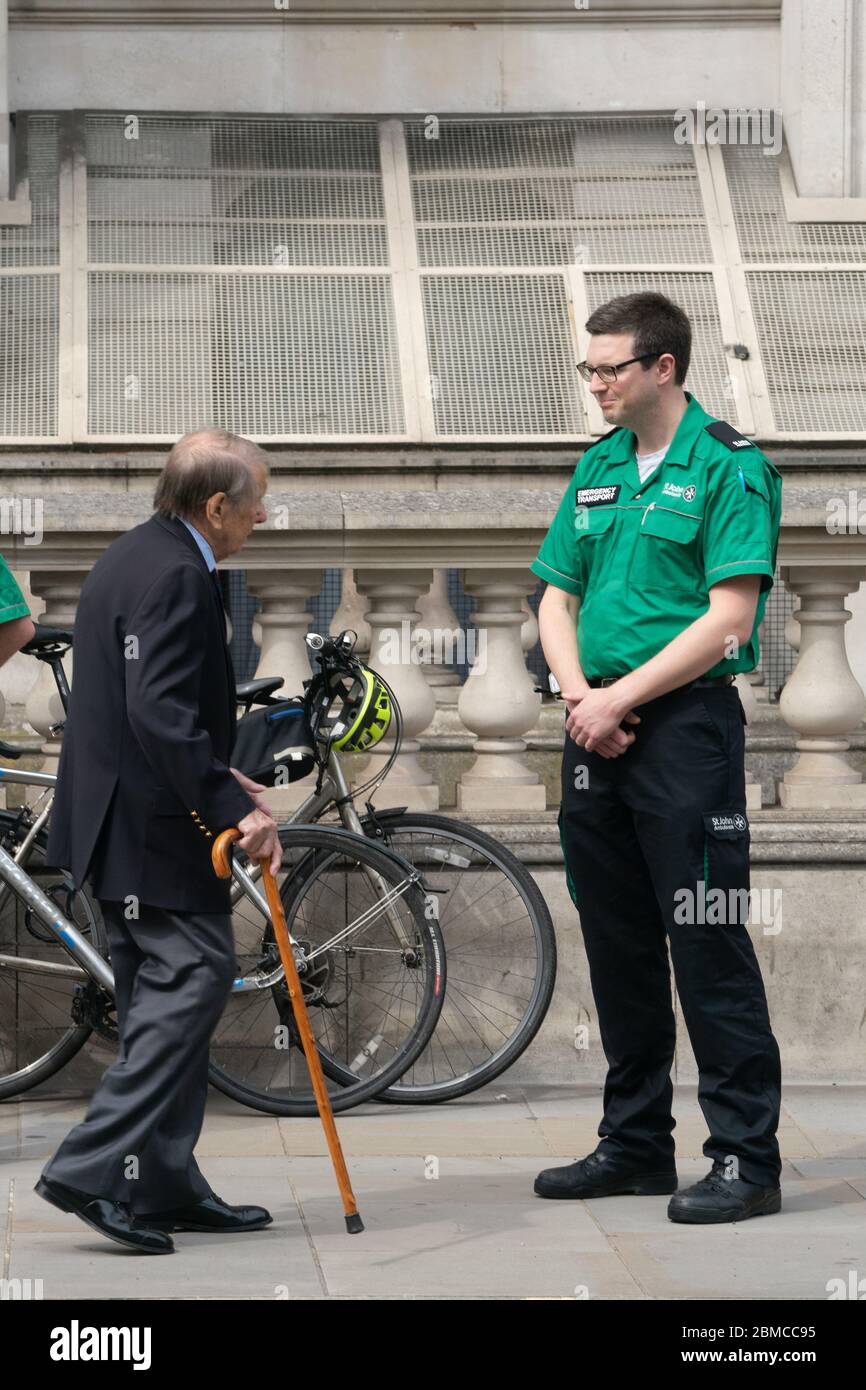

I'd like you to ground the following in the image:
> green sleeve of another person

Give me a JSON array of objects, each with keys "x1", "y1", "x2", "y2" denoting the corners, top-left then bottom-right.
[{"x1": 0, "y1": 556, "x2": 31, "y2": 623}]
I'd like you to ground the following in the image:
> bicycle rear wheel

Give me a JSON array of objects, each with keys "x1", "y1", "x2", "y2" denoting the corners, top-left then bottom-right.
[
  {"x1": 207, "y1": 825, "x2": 445, "y2": 1115},
  {"x1": 0, "y1": 824, "x2": 109, "y2": 1099},
  {"x1": 351, "y1": 813, "x2": 557, "y2": 1103}
]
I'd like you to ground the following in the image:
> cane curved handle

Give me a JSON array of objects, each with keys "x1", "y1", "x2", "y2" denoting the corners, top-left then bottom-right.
[{"x1": 212, "y1": 826, "x2": 242, "y2": 879}]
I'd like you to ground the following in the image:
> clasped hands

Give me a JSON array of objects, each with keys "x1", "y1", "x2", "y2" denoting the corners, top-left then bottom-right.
[{"x1": 561, "y1": 686, "x2": 641, "y2": 759}]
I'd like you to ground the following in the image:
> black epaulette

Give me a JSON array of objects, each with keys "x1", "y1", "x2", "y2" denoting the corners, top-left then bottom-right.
[{"x1": 704, "y1": 420, "x2": 756, "y2": 451}]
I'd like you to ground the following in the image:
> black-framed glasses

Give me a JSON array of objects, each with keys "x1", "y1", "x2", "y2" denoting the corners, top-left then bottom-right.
[{"x1": 576, "y1": 353, "x2": 660, "y2": 384}]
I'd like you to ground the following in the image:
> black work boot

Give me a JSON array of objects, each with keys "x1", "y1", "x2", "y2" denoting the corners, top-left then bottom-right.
[
  {"x1": 668, "y1": 1160, "x2": 781, "y2": 1224},
  {"x1": 534, "y1": 1145, "x2": 678, "y2": 1199}
]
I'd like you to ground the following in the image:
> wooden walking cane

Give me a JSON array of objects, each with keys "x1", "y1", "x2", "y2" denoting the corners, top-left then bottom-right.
[{"x1": 212, "y1": 827, "x2": 364, "y2": 1234}]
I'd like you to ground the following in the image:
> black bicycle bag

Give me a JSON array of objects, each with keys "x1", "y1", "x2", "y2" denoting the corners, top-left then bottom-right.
[{"x1": 232, "y1": 699, "x2": 316, "y2": 786}]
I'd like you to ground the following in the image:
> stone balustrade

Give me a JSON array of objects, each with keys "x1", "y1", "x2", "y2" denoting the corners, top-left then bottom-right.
[{"x1": 1, "y1": 481, "x2": 865, "y2": 811}]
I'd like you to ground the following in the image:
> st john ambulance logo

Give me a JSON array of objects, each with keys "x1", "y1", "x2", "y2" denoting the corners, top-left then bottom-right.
[
  {"x1": 706, "y1": 813, "x2": 749, "y2": 836},
  {"x1": 683, "y1": 485, "x2": 697, "y2": 501}
]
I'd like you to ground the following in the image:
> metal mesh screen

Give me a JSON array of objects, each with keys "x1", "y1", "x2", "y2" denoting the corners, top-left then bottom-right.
[
  {"x1": 0, "y1": 276, "x2": 59, "y2": 438},
  {"x1": 0, "y1": 115, "x2": 59, "y2": 269},
  {"x1": 86, "y1": 116, "x2": 386, "y2": 266},
  {"x1": 88, "y1": 271, "x2": 405, "y2": 437},
  {"x1": 422, "y1": 274, "x2": 583, "y2": 435},
  {"x1": 761, "y1": 568, "x2": 797, "y2": 701},
  {"x1": 0, "y1": 117, "x2": 60, "y2": 439},
  {"x1": 407, "y1": 117, "x2": 713, "y2": 267},
  {"x1": 746, "y1": 271, "x2": 866, "y2": 433},
  {"x1": 585, "y1": 271, "x2": 738, "y2": 423},
  {"x1": 85, "y1": 116, "x2": 404, "y2": 439},
  {"x1": 723, "y1": 144, "x2": 866, "y2": 264}
]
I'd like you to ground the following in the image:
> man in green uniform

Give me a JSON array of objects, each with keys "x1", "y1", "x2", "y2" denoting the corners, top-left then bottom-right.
[
  {"x1": 532, "y1": 291, "x2": 783, "y2": 1224},
  {"x1": 0, "y1": 555, "x2": 35, "y2": 672}
]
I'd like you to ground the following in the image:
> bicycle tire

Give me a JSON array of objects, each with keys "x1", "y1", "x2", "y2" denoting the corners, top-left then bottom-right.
[
  {"x1": 207, "y1": 824, "x2": 445, "y2": 1115},
  {"x1": 351, "y1": 812, "x2": 557, "y2": 1103}
]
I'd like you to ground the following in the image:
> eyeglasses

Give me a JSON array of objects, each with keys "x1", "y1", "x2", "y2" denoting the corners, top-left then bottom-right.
[{"x1": 576, "y1": 353, "x2": 660, "y2": 384}]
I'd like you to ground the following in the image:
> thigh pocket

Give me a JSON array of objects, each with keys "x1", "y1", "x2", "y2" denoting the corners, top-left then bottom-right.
[
  {"x1": 702, "y1": 811, "x2": 750, "y2": 925},
  {"x1": 697, "y1": 689, "x2": 731, "y2": 749}
]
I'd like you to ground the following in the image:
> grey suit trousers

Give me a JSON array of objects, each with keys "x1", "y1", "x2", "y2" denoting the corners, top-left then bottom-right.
[{"x1": 41, "y1": 899, "x2": 237, "y2": 1215}]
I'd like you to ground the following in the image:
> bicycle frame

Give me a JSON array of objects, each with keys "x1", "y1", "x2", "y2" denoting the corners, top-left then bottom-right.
[
  {"x1": 0, "y1": 766, "x2": 58, "y2": 915},
  {"x1": 0, "y1": 640, "x2": 423, "y2": 1003},
  {"x1": 0, "y1": 762, "x2": 421, "y2": 1003},
  {"x1": 227, "y1": 749, "x2": 423, "y2": 959},
  {"x1": 0, "y1": 840, "x2": 113, "y2": 990}
]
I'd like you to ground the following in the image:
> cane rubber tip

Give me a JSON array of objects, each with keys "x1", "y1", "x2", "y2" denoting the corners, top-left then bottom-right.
[{"x1": 345, "y1": 1213, "x2": 364, "y2": 1234}]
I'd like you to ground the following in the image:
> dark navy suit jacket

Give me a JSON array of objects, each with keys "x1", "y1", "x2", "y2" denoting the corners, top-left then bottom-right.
[{"x1": 46, "y1": 513, "x2": 255, "y2": 911}]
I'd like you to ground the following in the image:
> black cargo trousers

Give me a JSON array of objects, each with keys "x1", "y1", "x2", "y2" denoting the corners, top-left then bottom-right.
[{"x1": 558, "y1": 682, "x2": 781, "y2": 1187}]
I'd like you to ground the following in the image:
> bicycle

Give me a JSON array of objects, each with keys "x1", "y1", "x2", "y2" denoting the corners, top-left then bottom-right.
[
  {"x1": 0, "y1": 626, "x2": 112, "y2": 1097},
  {"x1": 229, "y1": 629, "x2": 558, "y2": 1105},
  {"x1": 0, "y1": 627, "x2": 446, "y2": 1114}
]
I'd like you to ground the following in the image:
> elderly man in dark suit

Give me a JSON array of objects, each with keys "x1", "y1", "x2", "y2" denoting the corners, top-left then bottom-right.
[{"x1": 36, "y1": 428, "x2": 282, "y2": 1255}]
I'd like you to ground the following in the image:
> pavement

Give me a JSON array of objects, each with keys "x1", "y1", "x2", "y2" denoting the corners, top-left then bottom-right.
[{"x1": 2, "y1": 1084, "x2": 865, "y2": 1301}]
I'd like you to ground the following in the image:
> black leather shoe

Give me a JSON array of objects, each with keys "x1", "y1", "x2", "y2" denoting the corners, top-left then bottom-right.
[
  {"x1": 534, "y1": 1146, "x2": 678, "y2": 1199},
  {"x1": 668, "y1": 1161, "x2": 781, "y2": 1224},
  {"x1": 34, "y1": 1176, "x2": 174, "y2": 1254},
  {"x1": 136, "y1": 1192, "x2": 273, "y2": 1233}
]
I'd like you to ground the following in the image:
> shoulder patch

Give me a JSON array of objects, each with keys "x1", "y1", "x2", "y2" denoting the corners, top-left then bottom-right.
[{"x1": 704, "y1": 420, "x2": 756, "y2": 452}]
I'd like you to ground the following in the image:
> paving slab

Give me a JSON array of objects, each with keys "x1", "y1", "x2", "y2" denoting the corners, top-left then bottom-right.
[{"x1": 2, "y1": 1085, "x2": 864, "y2": 1299}]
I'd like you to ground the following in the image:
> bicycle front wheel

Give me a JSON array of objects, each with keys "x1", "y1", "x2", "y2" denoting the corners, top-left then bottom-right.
[{"x1": 207, "y1": 825, "x2": 445, "y2": 1115}]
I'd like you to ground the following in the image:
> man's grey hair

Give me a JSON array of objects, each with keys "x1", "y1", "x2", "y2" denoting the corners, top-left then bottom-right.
[{"x1": 153, "y1": 428, "x2": 269, "y2": 521}]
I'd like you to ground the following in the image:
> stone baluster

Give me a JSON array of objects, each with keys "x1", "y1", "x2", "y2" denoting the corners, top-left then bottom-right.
[
  {"x1": 784, "y1": 598, "x2": 802, "y2": 659},
  {"x1": 456, "y1": 569, "x2": 545, "y2": 812},
  {"x1": 244, "y1": 569, "x2": 323, "y2": 814},
  {"x1": 330, "y1": 566, "x2": 371, "y2": 658},
  {"x1": 520, "y1": 595, "x2": 541, "y2": 693},
  {"x1": 25, "y1": 570, "x2": 87, "y2": 785},
  {"x1": 777, "y1": 564, "x2": 866, "y2": 808},
  {"x1": 355, "y1": 569, "x2": 438, "y2": 809},
  {"x1": 415, "y1": 569, "x2": 462, "y2": 707},
  {"x1": 246, "y1": 569, "x2": 322, "y2": 700}
]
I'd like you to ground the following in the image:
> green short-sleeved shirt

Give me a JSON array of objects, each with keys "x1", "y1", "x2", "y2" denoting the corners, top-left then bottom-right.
[
  {"x1": 0, "y1": 556, "x2": 30, "y2": 625},
  {"x1": 530, "y1": 392, "x2": 782, "y2": 681}
]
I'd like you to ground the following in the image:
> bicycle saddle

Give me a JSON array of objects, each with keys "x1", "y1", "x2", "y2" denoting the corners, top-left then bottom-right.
[
  {"x1": 236, "y1": 676, "x2": 284, "y2": 704},
  {"x1": 21, "y1": 623, "x2": 74, "y2": 654}
]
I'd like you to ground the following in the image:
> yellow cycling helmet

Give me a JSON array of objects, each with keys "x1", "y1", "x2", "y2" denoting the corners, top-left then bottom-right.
[{"x1": 325, "y1": 665, "x2": 392, "y2": 753}]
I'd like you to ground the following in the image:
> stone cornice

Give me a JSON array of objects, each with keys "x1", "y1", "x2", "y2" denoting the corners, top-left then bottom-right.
[
  {"x1": 0, "y1": 446, "x2": 863, "y2": 476},
  {"x1": 8, "y1": 0, "x2": 781, "y2": 26},
  {"x1": 5, "y1": 489, "x2": 865, "y2": 570}
]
